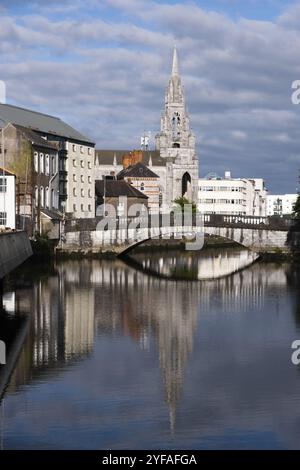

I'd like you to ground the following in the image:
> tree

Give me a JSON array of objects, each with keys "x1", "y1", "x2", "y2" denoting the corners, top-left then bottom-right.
[
  {"x1": 173, "y1": 196, "x2": 197, "y2": 214},
  {"x1": 293, "y1": 193, "x2": 300, "y2": 219}
]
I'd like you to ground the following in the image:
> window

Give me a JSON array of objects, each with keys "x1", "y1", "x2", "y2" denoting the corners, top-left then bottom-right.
[
  {"x1": 59, "y1": 158, "x2": 66, "y2": 171},
  {"x1": 51, "y1": 189, "x2": 55, "y2": 208},
  {"x1": 80, "y1": 160, "x2": 84, "y2": 168},
  {"x1": 73, "y1": 159, "x2": 77, "y2": 167},
  {"x1": 34, "y1": 152, "x2": 38, "y2": 172},
  {"x1": 73, "y1": 188, "x2": 77, "y2": 197},
  {"x1": 0, "y1": 212, "x2": 7, "y2": 226},
  {"x1": 81, "y1": 175, "x2": 84, "y2": 183},
  {"x1": 88, "y1": 148, "x2": 91, "y2": 155},
  {"x1": 88, "y1": 189, "x2": 91, "y2": 198},
  {"x1": 73, "y1": 175, "x2": 77, "y2": 182},
  {"x1": 0, "y1": 178, "x2": 7, "y2": 193},
  {"x1": 88, "y1": 176, "x2": 91, "y2": 184},
  {"x1": 81, "y1": 189, "x2": 84, "y2": 197},
  {"x1": 72, "y1": 144, "x2": 76, "y2": 152},
  {"x1": 40, "y1": 153, "x2": 44, "y2": 173},
  {"x1": 88, "y1": 162, "x2": 91, "y2": 169},
  {"x1": 73, "y1": 204, "x2": 76, "y2": 212},
  {"x1": 81, "y1": 204, "x2": 84, "y2": 212},
  {"x1": 88, "y1": 204, "x2": 91, "y2": 211},
  {"x1": 45, "y1": 187, "x2": 49, "y2": 208},
  {"x1": 51, "y1": 156, "x2": 56, "y2": 175},
  {"x1": 40, "y1": 186, "x2": 44, "y2": 207},
  {"x1": 80, "y1": 146, "x2": 84, "y2": 154},
  {"x1": 35, "y1": 186, "x2": 38, "y2": 207},
  {"x1": 45, "y1": 155, "x2": 50, "y2": 175}
]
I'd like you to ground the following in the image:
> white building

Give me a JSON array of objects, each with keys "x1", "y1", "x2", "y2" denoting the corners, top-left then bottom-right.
[
  {"x1": 267, "y1": 194, "x2": 297, "y2": 216},
  {"x1": 0, "y1": 168, "x2": 16, "y2": 229},
  {"x1": 198, "y1": 171, "x2": 267, "y2": 217}
]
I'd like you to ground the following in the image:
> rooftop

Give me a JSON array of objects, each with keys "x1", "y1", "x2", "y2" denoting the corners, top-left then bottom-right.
[
  {"x1": 117, "y1": 162, "x2": 159, "y2": 179},
  {"x1": 95, "y1": 149, "x2": 166, "y2": 167},
  {"x1": 95, "y1": 180, "x2": 148, "y2": 199},
  {"x1": 0, "y1": 103, "x2": 94, "y2": 145}
]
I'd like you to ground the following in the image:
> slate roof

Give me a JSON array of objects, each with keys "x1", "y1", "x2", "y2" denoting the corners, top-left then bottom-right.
[
  {"x1": 14, "y1": 125, "x2": 58, "y2": 150},
  {"x1": 117, "y1": 162, "x2": 159, "y2": 180},
  {"x1": 95, "y1": 180, "x2": 148, "y2": 199},
  {"x1": 95, "y1": 149, "x2": 166, "y2": 167},
  {"x1": 0, "y1": 103, "x2": 94, "y2": 144}
]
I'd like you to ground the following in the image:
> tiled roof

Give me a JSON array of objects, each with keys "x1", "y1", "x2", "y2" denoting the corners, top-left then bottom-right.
[
  {"x1": 95, "y1": 180, "x2": 148, "y2": 199},
  {"x1": 95, "y1": 149, "x2": 166, "y2": 166},
  {"x1": 117, "y1": 162, "x2": 159, "y2": 179},
  {"x1": 0, "y1": 103, "x2": 94, "y2": 144}
]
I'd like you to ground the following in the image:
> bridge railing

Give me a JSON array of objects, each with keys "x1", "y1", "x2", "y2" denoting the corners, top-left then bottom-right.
[{"x1": 64, "y1": 212, "x2": 293, "y2": 233}]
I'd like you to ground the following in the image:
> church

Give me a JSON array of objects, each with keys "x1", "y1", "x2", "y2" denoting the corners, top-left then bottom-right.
[{"x1": 94, "y1": 47, "x2": 199, "y2": 211}]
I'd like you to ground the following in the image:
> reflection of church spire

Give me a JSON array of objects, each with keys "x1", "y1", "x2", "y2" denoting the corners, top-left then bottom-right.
[{"x1": 154, "y1": 292, "x2": 198, "y2": 434}]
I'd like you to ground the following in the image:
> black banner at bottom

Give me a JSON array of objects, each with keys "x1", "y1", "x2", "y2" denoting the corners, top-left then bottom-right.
[{"x1": 0, "y1": 450, "x2": 295, "y2": 465}]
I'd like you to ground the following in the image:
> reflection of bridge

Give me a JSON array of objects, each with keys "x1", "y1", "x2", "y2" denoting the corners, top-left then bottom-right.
[{"x1": 60, "y1": 213, "x2": 294, "y2": 255}]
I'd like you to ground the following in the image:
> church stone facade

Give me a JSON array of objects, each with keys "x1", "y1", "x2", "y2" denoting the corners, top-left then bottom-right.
[
  {"x1": 95, "y1": 47, "x2": 199, "y2": 211},
  {"x1": 155, "y1": 47, "x2": 199, "y2": 207}
]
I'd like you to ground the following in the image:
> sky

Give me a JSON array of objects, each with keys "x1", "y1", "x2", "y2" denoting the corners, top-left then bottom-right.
[{"x1": 0, "y1": 0, "x2": 300, "y2": 193}]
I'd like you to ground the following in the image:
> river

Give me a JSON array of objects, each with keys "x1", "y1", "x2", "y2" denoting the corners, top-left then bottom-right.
[{"x1": 0, "y1": 247, "x2": 300, "y2": 449}]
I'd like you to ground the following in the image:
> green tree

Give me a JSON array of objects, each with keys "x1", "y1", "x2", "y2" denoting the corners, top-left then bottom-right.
[
  {"x1": 293, "y1": 193, "x2": 300, "y2": 219},
  {"x1": 173, "y1": 196, "x2": 197, "y2": 214}
]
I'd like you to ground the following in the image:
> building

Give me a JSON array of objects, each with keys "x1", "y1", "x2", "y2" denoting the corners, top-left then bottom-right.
[
  {"x1": 267, "y1": 194, "x2": 297, "y2": 216},
  {"x1": 1, "y1": 123, "x2": 60, "y2": 234},
  {"x1": 0, "y1": 168, "x2": 16, "y2": 229},
  {"x1": 155, "y1": 46, "x2": 199, "y2": 206},
  {"x1": 117, "y1": 157, "x2": 160, "y2": 213},
  {"x1": 0, "y1": 104, "x2": 95, "y2": 224},
  {"x1": 198, "y1": 171, "x2": 267, "y2": 216},
  {"x1": 95, "y1": 179, "x2": 148, "y2": 216},
  {"x1": 95, "y1": 47, "x2": 199, "y2": 211}
]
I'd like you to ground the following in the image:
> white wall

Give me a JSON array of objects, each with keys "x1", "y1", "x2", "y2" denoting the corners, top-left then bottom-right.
[
  {"x1": 0, "y1": 174, "x2": 15, "y2": 229},
  {"x1": 267, "y1": 194, "x2": 297, "y2": 216},
  {"x1": 198, "y1": 175, "x2": 267, "y2": 217},
  {"x1": 67, "y1": 142, "x2": 95, "y2": 218}
]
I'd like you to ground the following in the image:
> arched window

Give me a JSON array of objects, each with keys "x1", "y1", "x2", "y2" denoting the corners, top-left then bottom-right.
[
  {"x1": 182, "y1": 172, "x2": 191, "y2": 197},
  {"x1": 40, "y1": 153, "x2": 44, "y2": 173},
  {"x1": 40, "y1": 186, "x2": 44, "y2": 207},
  {"x1": 45, "y1": 187, "x2": 49, "y2": 208},
  {"x1": 34, "y1": 152, "x2": 38, "y2": 172},
  {"x1": 35, "y1": 186, "x2": 38, "y2": 207},
  {"x1": 45, "y1": 155, "x2": 49, "y2": 175},
  {"x1": 51, "y1": 156, "x2": 55, "y2": 175}
]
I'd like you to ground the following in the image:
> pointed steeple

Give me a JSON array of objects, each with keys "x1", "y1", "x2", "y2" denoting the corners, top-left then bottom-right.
[{"x1": 172, "y1": 46, "x2": 179, "y2": 76}]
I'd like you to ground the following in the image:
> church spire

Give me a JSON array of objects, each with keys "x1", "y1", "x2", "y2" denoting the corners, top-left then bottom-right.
[{"x1": 172, "y1": 46, "x2": 179, "y2": 76}]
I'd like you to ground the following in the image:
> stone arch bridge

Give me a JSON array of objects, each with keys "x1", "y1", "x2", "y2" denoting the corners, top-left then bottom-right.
[{"x1": 60, "y1": 214, "x2": 296, "y2": 255}]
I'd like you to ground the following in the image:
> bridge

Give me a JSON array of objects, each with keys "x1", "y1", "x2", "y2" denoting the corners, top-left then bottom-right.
[{"x1": 59, "y1": 213, "x2": 297, "y2": 255}]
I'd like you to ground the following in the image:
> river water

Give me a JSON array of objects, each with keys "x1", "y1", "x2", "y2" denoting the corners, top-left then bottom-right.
[{"x1": 0, "y1": 247, "x2": 300, "y2": 449}]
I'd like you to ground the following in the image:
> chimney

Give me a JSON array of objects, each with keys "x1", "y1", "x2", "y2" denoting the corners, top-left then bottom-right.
[{"x1": 122, "y1": 150, "x2": 143, "y2": 169}]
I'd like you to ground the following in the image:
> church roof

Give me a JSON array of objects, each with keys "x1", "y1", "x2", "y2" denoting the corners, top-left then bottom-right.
[
  {"x1": 95, "y1": 149, "x2": 166, "y2": 167},
  {"x1": 117, "y1": 162, "x2": 159, "y2": 179},
  {"x1": 95, "y1": 180, "x2": 148, "y2": 199}
]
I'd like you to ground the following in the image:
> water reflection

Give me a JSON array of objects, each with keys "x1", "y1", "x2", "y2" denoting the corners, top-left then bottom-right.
[
  {"x1": 126, "y1": 247, "x2": 259, "y2": 280},
  {"x1": 0, "y1": 254, "x2": 299, "y2": 449}
]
